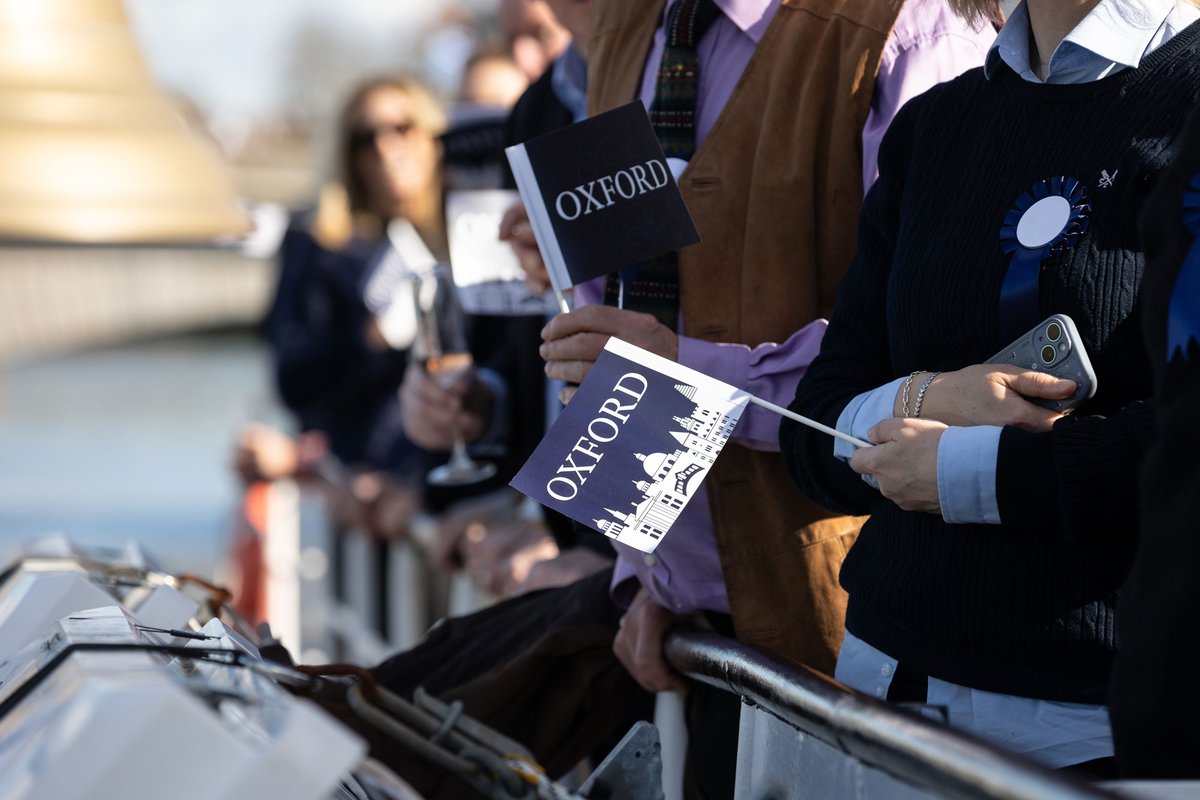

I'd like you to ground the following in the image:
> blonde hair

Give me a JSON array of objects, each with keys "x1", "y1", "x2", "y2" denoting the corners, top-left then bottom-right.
[
  {"x1": 948, "y1": 0, "x2": 1200, "y2": 29},
  {"x1": 314, "y1": 76, "x2": 447, "y2": 250},
  {"x1": 946, "y1": 0, "x2": 1004, "y2": 28}
]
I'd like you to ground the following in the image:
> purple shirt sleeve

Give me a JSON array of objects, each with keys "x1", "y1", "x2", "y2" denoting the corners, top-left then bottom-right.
[
  {"x1": 609, "y1": 489, "x2": 731, "y2": 615},
  {"x1": 861, "y1": 2, "x2": 995, "y2": 192},
  {"x1": 678, "y1": 321, "x2": 825, "y2": 451},
  {"x1": 579, "y1": 273, "x2": 733, "y2": 614}
]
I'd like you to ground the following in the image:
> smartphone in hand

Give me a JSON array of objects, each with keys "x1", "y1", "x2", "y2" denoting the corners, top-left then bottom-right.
[{"x1": 986, "y1": 314, "x2": 1098, "y2": 412}]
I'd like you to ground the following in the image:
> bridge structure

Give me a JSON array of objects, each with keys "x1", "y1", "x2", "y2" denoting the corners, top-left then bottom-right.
[{"x1": 0, "y1": 236, "x2": 281, "y2": 364}]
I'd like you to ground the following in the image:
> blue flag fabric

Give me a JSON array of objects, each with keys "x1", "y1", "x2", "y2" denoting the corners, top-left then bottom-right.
[{"x1": 510, "y1": 338, "x2": 748, "y2": 553}]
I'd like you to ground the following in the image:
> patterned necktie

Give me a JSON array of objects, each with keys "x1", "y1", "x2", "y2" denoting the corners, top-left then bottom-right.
[
  {"x1": 605, "y1": 0, "x2": 722, "y2": 328},
  {"x1": 649, "y1": 0, "x2": 723, "y2": 160}
]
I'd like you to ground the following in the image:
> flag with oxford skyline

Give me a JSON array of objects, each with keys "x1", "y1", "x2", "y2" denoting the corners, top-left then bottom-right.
[{"x1": 510, "y1": 337, "x2": 748, "y2": 553}]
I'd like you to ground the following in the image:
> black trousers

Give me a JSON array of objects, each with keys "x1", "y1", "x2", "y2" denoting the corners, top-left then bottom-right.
[
  {"x1": 366, "y1": 568, "x2": 739, "y2": 798},
  {"x1": 365, "y1": 569, "x2": 652, "y2": 796}
]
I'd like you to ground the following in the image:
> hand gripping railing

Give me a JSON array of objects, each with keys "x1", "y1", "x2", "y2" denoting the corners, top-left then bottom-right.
[{"x1": 663, "y1": 628, "x2": 1121, "y2": 800}]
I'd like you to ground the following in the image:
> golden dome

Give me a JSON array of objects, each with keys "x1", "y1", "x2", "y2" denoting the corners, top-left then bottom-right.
[{"x1": 0, "y1": 0, "x2": 250, "y2": 242}]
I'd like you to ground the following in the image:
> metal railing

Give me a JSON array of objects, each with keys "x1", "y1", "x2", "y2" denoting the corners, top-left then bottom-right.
[
  {"x1": 252, "y1": 479, "x2": 496, "y2": 667},
  {"x1": 255, "y1": 482, "x2": 1154, "y2": 799},
  {"x1": 664, "y1": 629, "x2": 1120, "y2": 800}
]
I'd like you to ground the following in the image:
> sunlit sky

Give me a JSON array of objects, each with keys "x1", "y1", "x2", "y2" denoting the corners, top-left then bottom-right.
[{"x1": 125, "y1": 0, "x2": 489, "y2": 123}]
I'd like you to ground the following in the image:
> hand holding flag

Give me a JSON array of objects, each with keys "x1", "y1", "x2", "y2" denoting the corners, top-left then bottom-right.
[
  {"x1": 511, "y1": 338, "x2": 868, "y2": 553},
  {"x1": 540, "y1": 304, "x2": 679, "y2": 398},
  {"x1": 504, "y1": 102, "x2": 700, "y2": 312}
]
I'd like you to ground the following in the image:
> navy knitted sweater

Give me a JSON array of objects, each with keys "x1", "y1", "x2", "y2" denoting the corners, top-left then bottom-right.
[{"x1": 781, "y1": 22, "x2": 1200, "y2": 703}]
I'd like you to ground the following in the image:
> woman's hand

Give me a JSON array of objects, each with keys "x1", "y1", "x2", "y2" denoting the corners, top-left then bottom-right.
[
  {"x1": 850, "y1": 418, "x2": 946, "y2": 514},
  {"x1": 895, "y1": 365, "x2": 1074, "y2": 432},
  {"x1": 398, "y1": 362, "x2": 489, "y2": 449}
]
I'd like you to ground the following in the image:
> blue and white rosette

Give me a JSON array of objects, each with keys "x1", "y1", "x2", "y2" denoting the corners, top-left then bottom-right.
[
  {"x1": 1167, "y1": 172, "x2": 1200, "y2": 361},
  {"x1": 998, "y1": 177, "x2": 1090, "y2": 341}
]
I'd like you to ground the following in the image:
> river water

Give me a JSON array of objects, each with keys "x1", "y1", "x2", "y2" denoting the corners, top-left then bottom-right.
[{"x1": 0, "y1": 331, "x2": 286, "y2": 578}]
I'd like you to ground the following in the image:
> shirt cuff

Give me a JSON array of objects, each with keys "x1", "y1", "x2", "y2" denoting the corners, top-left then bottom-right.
[
  {"x1": 834, "y1": 377, "x2": 906, "y2": 462},
  {"x1": 677, "y1": 335, "x2": 748, "y2": 385},
  {"x1": 677, "y1": 335, "x2": 759, "y2": 436},
  {"x1": 937, "y1": 425, "x2": 1002, "y2": 524},
  {"x1": 677, "y1": 320, "x2": 828, "y2": 452}
]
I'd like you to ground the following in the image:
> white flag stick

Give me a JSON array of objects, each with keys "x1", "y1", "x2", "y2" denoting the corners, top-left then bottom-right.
[
  {"x1": 747, "y1": 395, "x2": 872, "y2": 449},
  {"x1": 553, "y1": 286, "x2": 570, "y2": 315}
]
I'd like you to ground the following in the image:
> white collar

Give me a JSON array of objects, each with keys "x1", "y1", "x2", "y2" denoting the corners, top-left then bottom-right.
[{"x1": 984, "y1": 0, "x2": 1180, "y2": 80}]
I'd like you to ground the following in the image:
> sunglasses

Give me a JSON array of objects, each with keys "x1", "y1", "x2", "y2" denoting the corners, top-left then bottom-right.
[{"x1": 349, "y1": 121, "x2": 416, "y2": 150}]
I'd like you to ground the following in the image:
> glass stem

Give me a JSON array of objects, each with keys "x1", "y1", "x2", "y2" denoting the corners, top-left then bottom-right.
[{"x1": 449, "y1": 434, "x2": 472, "y2": 467}]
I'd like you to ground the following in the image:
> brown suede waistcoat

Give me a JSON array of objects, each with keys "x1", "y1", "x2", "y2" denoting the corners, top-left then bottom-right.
[{"x1": 588, "y1": 0, "x2": 899, "y2": 674}]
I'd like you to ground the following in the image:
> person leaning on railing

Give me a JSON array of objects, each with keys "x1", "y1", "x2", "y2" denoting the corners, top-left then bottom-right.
[{"x1": 781, "y1": 0, "x2": 1200, "y2": 777}]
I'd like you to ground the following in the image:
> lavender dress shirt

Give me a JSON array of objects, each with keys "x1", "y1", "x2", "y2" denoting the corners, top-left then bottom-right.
[{"x1": 579, "y1": 0, "x2": 994, "y2": 615}]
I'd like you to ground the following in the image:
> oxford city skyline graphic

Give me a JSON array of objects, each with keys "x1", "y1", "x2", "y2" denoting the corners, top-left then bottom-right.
[
  {"x1": 512, "y1": 339, "x2": 747, "y2": 554},
  {"x1": 593, "y1": 382, "x2": 738, "y2": 545}
]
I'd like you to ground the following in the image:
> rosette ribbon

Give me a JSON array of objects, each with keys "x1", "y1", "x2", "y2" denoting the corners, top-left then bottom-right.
[
  {"x1": 998, "y1": 177, "x2": 1090, "y2": 342},
  {"x1": 1167, "y1": 172, "x2": 1200, "y2": 361}
]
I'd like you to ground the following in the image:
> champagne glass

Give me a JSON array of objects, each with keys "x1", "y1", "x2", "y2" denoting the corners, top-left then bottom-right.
[{"x1": 411, "y1": 265, "x2": 497, "y2": 486}]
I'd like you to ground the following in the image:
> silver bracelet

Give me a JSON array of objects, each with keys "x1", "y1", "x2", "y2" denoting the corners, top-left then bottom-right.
[
  {"x1": 912, "y1": 372, "x2": 940, "y2": 419},
  {"x1": 901, "y1": 370, "x2": 921, "y2": 418}
]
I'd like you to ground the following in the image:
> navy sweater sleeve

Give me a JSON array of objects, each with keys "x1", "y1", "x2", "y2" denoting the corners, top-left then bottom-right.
[
  {"x1": 780, "y1": 98, "x2": 915, "y2": 516},
  {"x1": 996, "y1": 403, "x2": 1156, "y2": 540}
]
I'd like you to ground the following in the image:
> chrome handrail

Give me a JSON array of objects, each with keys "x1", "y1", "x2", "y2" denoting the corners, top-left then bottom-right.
[{"x1": 663, "y1": 628, "x2": 1119, "y2": 800}]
